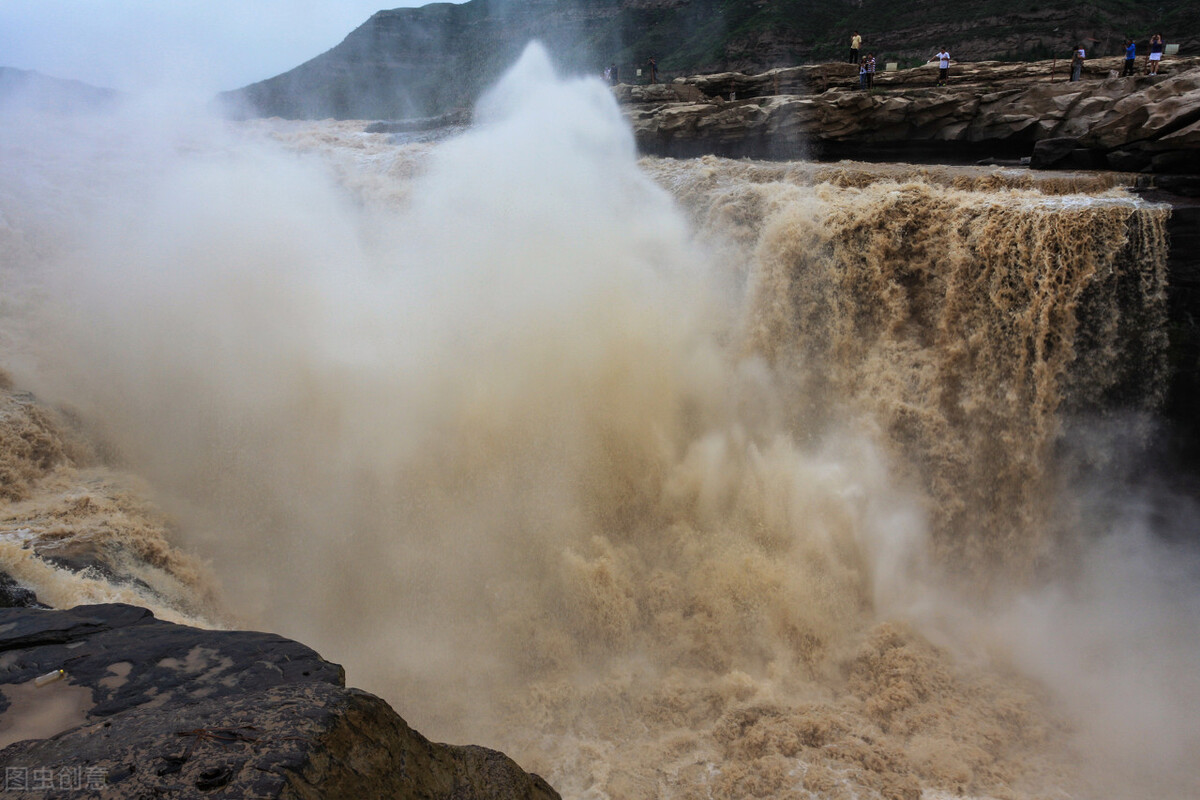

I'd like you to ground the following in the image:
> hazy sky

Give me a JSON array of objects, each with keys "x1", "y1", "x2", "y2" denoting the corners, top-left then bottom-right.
[{"x1": 0, "y1": 1, "x2": 465, "y2": 93}]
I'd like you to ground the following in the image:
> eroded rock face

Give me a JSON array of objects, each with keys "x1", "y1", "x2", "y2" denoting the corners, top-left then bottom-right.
[
  {"x1": 626, "y1": 56, "x2": 1200, "y2": 177},
  {"x1": 0, "y1": 604, "x2": 560, "y2": 800}
]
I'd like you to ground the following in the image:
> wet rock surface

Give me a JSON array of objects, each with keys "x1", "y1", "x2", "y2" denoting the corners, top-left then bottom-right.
[
  {"x1": 1157, "y1": 198, "x2": 1200, "y2": 469},
  {"x1": 0, "y1": 603, "x2": 560, "y2": 799},
  {"x1": 0, "y1": 571, "x2": 40, "y2": 609}
]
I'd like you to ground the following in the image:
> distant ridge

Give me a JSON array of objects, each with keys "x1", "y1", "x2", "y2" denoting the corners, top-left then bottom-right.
[
  {"x1": 218, "y1": 0, "x2": 1200, "y2": 121},
  {"x1": 0, "y1": 67, "x2": 122, "y2": 113}
]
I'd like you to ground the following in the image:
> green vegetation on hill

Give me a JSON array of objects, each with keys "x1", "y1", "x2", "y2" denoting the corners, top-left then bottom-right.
[{"x1": 611, "y1": 0, "x2": 846, "y2": 73}]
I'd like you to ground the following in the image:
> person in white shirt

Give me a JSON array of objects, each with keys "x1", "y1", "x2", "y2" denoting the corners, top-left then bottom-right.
[{"x1": 930, "y1": 49, "x2": 951, "y2": 86}]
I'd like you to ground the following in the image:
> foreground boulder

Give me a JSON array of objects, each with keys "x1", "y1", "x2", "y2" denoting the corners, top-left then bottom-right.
[{"x1": 0, "y1": 604, "x2": 559, "y2": 799}]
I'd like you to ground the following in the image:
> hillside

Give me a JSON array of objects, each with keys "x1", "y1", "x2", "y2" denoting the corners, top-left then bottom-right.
[
  {"x1": 0, "y1": 67, "x2": 122, "y2": 113},
  {"x1": 219, "y1": 0, "x2": 1199, "y2": 119}
]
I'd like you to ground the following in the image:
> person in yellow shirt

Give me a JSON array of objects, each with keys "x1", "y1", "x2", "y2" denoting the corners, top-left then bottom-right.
[{"x1": 850, "y1": 32, "x2": 862, "y2": 64}]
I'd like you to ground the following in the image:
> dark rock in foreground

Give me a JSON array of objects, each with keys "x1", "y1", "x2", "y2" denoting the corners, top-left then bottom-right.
[
  {"x1": 0, "y1": 604, "x2": 559, "y2": 799},
  {"x1": 0, "y1": 572, "x2": 41, "y2": 609}
]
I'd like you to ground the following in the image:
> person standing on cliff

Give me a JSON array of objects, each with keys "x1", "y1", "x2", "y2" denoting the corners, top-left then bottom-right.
[
  {"x1": 1148, "y1": 34, "x2": 1164, "y2": 75},
  {"x1": 859, "y1": 56, "x2": 868, "y2": 90},
  {"x1": 930, "y1": 48, "x2": 950, "y2": 86},
  {"x1": 1121, "y1": 38, "x2": 1137, "y2": 77},
  {"x1": 866, "y1": 53, "x2": 876, "y2": 90},
  {"x1": 850, "y1": 32, "x2": 862, "y2": 64},
  {"x1": 609, "y1": 63, "x2": 619, "y2": 85},
  {"x1": 1070, "y1": 45, "x2": 1085, "y2": 82},
  {"x1": 647, "y1": 57, "x2": 658, "y2": 84}
]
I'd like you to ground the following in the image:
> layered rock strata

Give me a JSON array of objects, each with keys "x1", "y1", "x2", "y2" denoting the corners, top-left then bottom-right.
[{"x1": 622, "y1": 56, "x2": 1200, "y2": 183}]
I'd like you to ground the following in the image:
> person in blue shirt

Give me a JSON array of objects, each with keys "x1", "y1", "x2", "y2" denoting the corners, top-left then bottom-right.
[{"x1": 1122, "y1": 38, "x2": 1136, "y2": 77}]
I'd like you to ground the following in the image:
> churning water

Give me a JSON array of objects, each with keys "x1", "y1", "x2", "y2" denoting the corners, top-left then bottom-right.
[{"x1": 1, "y1": 44, "x2": 1198, "y2": 799}]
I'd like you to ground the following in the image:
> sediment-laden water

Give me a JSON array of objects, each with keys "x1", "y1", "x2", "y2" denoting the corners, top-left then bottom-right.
[{"x1": 1, "y1": 45, "x2": 1198, "y2": 800}]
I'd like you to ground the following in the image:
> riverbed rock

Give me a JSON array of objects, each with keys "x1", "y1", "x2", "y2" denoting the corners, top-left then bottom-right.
[
  {"x1": 1030, "y1": 137, "x2": 1082, "y2": 169},
  {"x1": 0, "y1": 571, "x2": 40, "y2": 609},
  {"x1": 0, "y1": 604, "x2": 559, "y2": 799}
]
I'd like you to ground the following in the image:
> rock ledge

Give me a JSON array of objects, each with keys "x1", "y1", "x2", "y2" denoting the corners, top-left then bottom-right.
[
  {"x1": 0, "y1": 603, "x2": 558, "y2": 800},
  {"x1": 621, "y1": 56, "x2": 1200, "y2": 190}
]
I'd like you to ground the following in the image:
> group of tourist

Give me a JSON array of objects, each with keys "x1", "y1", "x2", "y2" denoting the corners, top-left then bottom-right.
[
  {"x1": 851, "y1": 32, "x2": 1171, "y2": 89},
  {"x1": 604, "y1": 57, "x2": 659, "y2": 86},
  {"x1": 850, "y1": 31, "x2": 949, "y2": 90},
  {"x1": 858, "y1": 51, "x2": 876, "y2": 90},
  {"x1": 1118, "y1": 34, "x2": 1168, "y2": 76},
  {"x1": 850, "y1": 31, "x2": 887, "y2": 91},
  {"x1": 607, "y1": 31, "x2": 1172, "y2": 92},
  {"x1": 1071, "y1": 34, "x2": 1167, "y2": 81}
]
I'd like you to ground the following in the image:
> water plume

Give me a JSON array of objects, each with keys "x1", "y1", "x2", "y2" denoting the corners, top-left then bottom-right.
[{"x1": 1, "y1": 42, "x2": 1198, "y2": 800}]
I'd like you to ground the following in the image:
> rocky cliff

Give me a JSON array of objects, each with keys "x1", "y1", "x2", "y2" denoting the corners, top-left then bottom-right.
[
  {"x1": 219, "y1": 0, "x2": 1200, "y2": 120},
  {"x1": 624, "y1": 56, "x2": 1200, "y2": 183},
  {"x1": 0, "y1": 602, "x2": 561, "y2": 800}
]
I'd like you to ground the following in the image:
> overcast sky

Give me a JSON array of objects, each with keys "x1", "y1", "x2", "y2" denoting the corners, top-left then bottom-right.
[{"x1": 0, "y1": 1, "x2": 465, "y2": 93}]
